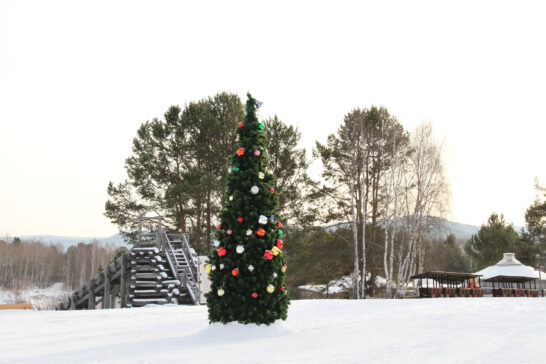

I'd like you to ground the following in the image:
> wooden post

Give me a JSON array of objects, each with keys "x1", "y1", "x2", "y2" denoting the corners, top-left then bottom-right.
[
  {"x1": 182, "y1": 267, "x2": 187, "y2": 289},
  {"x1": 88, "y1": 282, "x2": 95, "y2": 310},
  {"x1": 120, "y1": 254, "x2": 127, "y2": 308},
  {"x1": 104, "y1": 268, "x2": 111, "y2": 309},
  {"x1": 70, "y1": 294, "x2": 77, "y2": 310}
]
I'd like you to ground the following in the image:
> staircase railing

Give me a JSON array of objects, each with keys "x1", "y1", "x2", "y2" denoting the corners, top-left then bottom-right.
[{"x1": 163, "y1": 233, "x2": 199, "y2": 305}]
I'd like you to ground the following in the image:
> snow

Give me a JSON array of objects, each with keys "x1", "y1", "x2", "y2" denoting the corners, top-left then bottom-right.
[
  {"x1": 298, "y1": 275, "x2": 393, "y2": 294},
  {"x1": 0, "y1": 283, "x2": 69, "y2": 310},
  {"x1": 1, "y1": 298, "x2": 545, "y2": 363}
]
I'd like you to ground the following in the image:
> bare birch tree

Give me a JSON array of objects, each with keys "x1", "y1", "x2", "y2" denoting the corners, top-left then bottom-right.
[{"x1": 395, "y1": 122, "x2": 449, "y2": 297}]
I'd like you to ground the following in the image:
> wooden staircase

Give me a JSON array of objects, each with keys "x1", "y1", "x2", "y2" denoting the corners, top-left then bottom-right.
[
  {"x1": 127, "y1": 233, "x2": 199, "y2": 307},
  {"x1": 57, "y1": 216, "x2": 200, "y2": 310}
]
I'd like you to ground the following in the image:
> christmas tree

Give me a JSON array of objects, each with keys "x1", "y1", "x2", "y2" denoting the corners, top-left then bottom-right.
[{"x1": 205, "y1": 94, "x2": 289, "y2": 325}]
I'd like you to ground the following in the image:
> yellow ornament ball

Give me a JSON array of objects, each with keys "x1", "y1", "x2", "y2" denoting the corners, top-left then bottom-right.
[
  {"x1": 217, "y1": 289, "x2": 225, "y2": 296},
  {"x1": 267, "y1": 284, "x2": 275, "y2": 294},
  {"x1": 205, "y1": 264, "x2": 212, "y2": 274},
  {"x1": 272, "y1": 246, "x2": 281, "y2": 256}
]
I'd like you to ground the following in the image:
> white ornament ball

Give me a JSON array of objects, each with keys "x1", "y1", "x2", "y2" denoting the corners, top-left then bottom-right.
[
  {"x1": 220, "y1": 264, "x2": 225, "y2": 270},
  {"x1": 273, "y1": 272, "x2": 278, "y2": 278},
  {"x1": 236, "y1": 245, "x2": 245, "y2": 254},
  {"x1": 248, "y1": 265, "x2": 254, "y2": 272},
  {"x1": 229, "y1": 195, "x2": 233, "y2": 201},
  {"x1": 212, "y1": 239, "x2": 220, "y2": 247},
  {"x1": 212, "y1": 265, "x2": 217, "y2": 271},
  {"x1": 250, "y1": 186, "x2": 259, "y2": 195},
  {"x1": 258, "y1": 172, "x2": 265, "y2": 179},
  {"x1": 217, "y1": 289, "x2": 225, "y2": 296},
  {"x1": 246, "y1": 229, "x2": 252, "y2": 236},
  {"x1": 258, "y1": 215, "x2": 268, "y2": 225}
]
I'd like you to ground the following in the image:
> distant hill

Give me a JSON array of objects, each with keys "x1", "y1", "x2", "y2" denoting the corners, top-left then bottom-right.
[
  {"x1": 9, "y1": 217, "x2": 522, "y2": 251},
  {"x1": 12, "y1": 233, "x2": 128, "y2": 250},
  {"x1": 324, "y1": 217, "x2": 479, "y2": 241},
  {"x1": 324, "y1": 217, "x2": 522, "y2": 246}
]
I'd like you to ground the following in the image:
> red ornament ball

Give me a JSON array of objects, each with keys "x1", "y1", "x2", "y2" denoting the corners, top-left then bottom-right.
[
  {"x1": 237, "y1": 217, "x2": 243, "y2": 224},
  {"x1": 256, "y1": 228, "x2": 265, "y2": 237},
  {"x1": 216, "y1": 225, "x2": 221, "y2": 229},
  {"x1": 276, "y1": 239, "x2": 283, "y2": 249},
  {"x1": 236, "y1": 148, "x2": 245, "y2": 156},
  {"x1": 238, "y1": 122, "x2": 244, "y2": 128},
  {"x1": 280, "y1": 286, "x2": 285, "y2": 291},
  {"x1": 276, "y1": 221, "x2": 282, "y2": 228},
  {"x1": 264, "y1": 250, "x2": 273, "y2": 260},
  {"x1": 269, "y1": 188, "x2": 275, "y2": 193},
  {"x1": 251, "y1": 292, "x2": 258, "y2": 298},
  {"x1": 217, "y1": 247, "x2": 227, "y2": 257},
  {"x1": 232, "y1": 268, "x2": 239, "y2": 277}
]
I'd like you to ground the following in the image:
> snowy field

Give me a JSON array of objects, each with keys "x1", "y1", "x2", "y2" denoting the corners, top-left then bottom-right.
[
  {"x1": 0, "y1": 298, "x2": 545, "y2": 364},
  {"x1": 0, "y1": 284, "x2": 69, "y2": 310}
]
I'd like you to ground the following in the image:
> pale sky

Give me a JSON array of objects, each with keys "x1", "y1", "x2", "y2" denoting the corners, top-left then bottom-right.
[{"x1": 1, "y1": 0, "x2": 545, "y2": 237}]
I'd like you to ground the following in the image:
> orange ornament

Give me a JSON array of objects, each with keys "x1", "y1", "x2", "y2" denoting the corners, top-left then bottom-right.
[
  {"x1": 232, "y1": 268, "x2": 239, "y2": 277},
  {"x1": 256, "y1": 228, "x2": 265, "y2": 237},
  {"x1": 236, "y1": 148, "x2": 245, "y2": 156}
]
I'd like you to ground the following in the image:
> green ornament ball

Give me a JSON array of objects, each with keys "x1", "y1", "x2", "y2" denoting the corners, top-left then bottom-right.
[
  {"x1": 277, "y1": 230, "x2": 283, "y2": 237},
  {"x1": 258, "y1": 123, "x2": 265, "y2": 130},
  {"x1": 233, "y1": 167, "x2": 239, "y2": 171}
]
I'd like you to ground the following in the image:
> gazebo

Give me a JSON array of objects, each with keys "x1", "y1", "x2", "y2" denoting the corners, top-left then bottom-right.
[
  {"x1": 483, "y1": 275, "x2": 540, "y2": 297},
  {"x1": 410, "y1": 271, "x2": 483, "y2": 298},
  {"x1": 476, "y1": 253, "x2": 544, "y2": 296}
]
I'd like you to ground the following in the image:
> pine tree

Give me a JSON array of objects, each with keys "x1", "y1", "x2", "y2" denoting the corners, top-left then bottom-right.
[{"x1": 205, "y1": 94, "x2": 289, "y2": 325}]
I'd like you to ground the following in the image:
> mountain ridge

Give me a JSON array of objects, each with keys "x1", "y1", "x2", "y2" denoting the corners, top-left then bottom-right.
[{"x1": 7, "y1": 218, "x2": 523, "y2": 250}]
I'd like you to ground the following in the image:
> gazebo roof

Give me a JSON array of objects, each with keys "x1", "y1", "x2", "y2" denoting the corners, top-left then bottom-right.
[
  {"x1": 483, "y1": 275, "x2": 537, "y2": 283},
  {"x1": 410, "y1": 271, "x2": 481, "y2": 284},
  {"x1": 475, "y1": 253, "x2": 544, "y2": 280}
]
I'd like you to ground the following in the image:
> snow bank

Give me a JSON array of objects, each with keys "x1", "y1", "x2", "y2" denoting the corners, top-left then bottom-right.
[
  {"x1": 0, "y1": 283, "x2": 70, "y2": 310},
  {"x1": 0, "y1": 298, "x2": 544, "y2": 363}
]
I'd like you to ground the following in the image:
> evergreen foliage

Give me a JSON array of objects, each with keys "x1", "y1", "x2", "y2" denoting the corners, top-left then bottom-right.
[
  {"x1": 264, "y1": 116, "x2": 318, "y2": 227},
  {"x1": 104, "y1": 92, "x2": 244, "y2": 251},
  {"x1": 205, "y1": 94, "x2": 289, "y2": 325},
  {"x1": 464, "y1": 213, "x2": 520, "y2": 270},
  {"x1": 284, "y1": 227, "x2": 353, "y2": 296},
  {"x1": 519, "y1": 182, "x2": 545, "y2": 265}
]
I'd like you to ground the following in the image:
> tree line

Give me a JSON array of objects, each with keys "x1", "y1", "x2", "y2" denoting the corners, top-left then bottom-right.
[
  {"x1": 105, "y1": 92, "x2": 315, "y2": 254},
  {"x1": 105, "y1": 93, "x2": 454, "y2": 298},
  {"x1": 464, "y1": 182, "x2": 545, "y2": 271},
  {"x1": 0, "y1": 238, "x2": 122, "y2": 290}
]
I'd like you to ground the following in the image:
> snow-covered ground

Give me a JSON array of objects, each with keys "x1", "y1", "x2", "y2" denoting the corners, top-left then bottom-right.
[
  {"x1": 0, "y1": 284, "x2": 69, "y2": 310},
  {"x1": 0, "y1": 298, "x2": 545, "y2": 363}
]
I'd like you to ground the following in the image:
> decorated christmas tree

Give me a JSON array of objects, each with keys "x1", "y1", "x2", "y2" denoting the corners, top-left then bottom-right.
[{"x1": 205, "y1": 94, "x2": 289, "y2": 325}]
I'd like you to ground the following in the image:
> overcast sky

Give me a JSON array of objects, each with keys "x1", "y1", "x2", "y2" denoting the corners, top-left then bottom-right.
[{"x1": 1, "y1": 0, "x2": 545, "y2": 238}]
